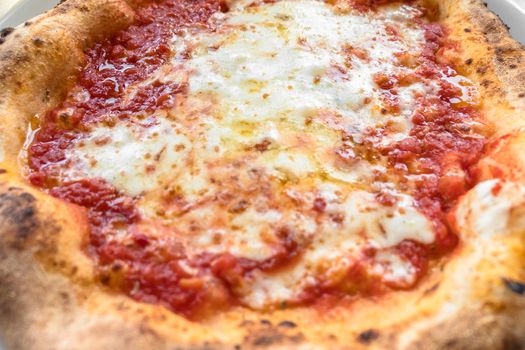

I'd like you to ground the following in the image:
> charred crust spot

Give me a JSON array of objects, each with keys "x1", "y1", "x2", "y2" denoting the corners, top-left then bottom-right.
[
  {"x1": 100, "y1": 273, "x2": 111, "y2": 285},
  {"x1": 278, "y1": 320, "x2": 297, "y2": 328},
  {"x1": 481, "y1": 79, "x2": 491, "y2": 87},
  {"x1": 59, "y1": 291, "x2": 70, "y2": 302},
  {"x1": 502, "y1": 336, "x2": 522, "y2": 350},
  {"x1": 0, "y1": 28, "x2": 14, "y2": 45},
  {"x1": 0, "y1": 27, "x2": 14, "y2": 38},
  {"x1": 0, "y1": 169, "x2": 7, "y2": 174},
  {"x1": 519, "y1": 93, "x2": 525, "y2": 98},
  {"x1": 251, "y1": 333, "x2": 302, "y2": 347},
  {"x1": 357, "y1": 329, "x2": 379, "y2": 344},
  {"x1": 234, "y1": 345, "x2": 241, "y2": 350},
  {"x1": 476, "y1": 66, "x2": 488, "y2": 75},
  {"x1": 0, "y1": 188, "x2": 38, "y2": 247},
  {"x1": 495, "y1": 46, "x2": 515, "y2": 55},
  {"x1": 445, "y1": 339, "x2": 459, "y2": 348},
  {"x1": 509, "y1": 64, "x2": 518, "y2": 69},
  {"x1": 502, "y1": 278, "x2": 525, "y2": 295},
  {"x1": 32, "y1": 37, "x2": 45, "y2": 47},
  {"x1": 464, "y1": 28, "x2": 471, "y2": 33},
  {"x1": 259, "y1": 319, "x2": 272, "y2": 326},
  {"x1": 253, "y1": 335, "x2": 283, "y2": 347},
  {"x1": 246, "y1": 328, "x2": 303, "y2": 347},
  {"x1": 424, "y1": 282, "x2": 440, "y2": 295},
  {"x1": 465, "y1": 58, "x2": 473, "y2": 65},
  {"x1": 24, "y1": 21, "x2": 32, "y2": 27}
]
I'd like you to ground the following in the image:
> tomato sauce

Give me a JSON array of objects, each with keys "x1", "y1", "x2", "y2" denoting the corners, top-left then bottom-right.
[
  {"x1": 374, "y1": 23, "x2": 486, "y2": 267},
  {"x1": 25, "y1": 0, "x2": 487, "y2": 317}
]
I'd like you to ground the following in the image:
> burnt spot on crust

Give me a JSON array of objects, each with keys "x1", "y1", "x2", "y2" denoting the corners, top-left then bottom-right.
[
  {"x1": 243, "y1": 322, "x2": 304, "y2": 348},
  {"x1": 495, "y1": 46, "x2": 518, "y2": 55},
  {"x1": 0, "y1": 49, "x2": 31, "y2": 80},
  {"x1": 502, "y1": 278, "x2": 525, "y2": 295},
  {"x1": 476, "y1": 66, "x2": 488, "y2": 75},
  {"x1": 0, "y1": 28, "x2": 14, "y2": 38},
  {"x1": 357, "y1": 329, "x2": 379, "y2": 344},
  {"x1": 0, "y1": 27, "x2": 15, "y2": 45},
  {"x1": 251, "y1": 333, "x2": 303, "y2": 347},
  {"x1": 0, "y1": 169, "x2": 7, "y2": 174},
  {"x1": 0, "y1": 188, "x2": 38, "y2": 248},
  {"x1": 423, "y1": 283, "x2": 440, "y2": 296},
  {"x1": 465, "y1": 58, "x2": 473, "y2": 65},
  {"x1": 253, "y1": 335, "x2": 282, "y2": 347},
  {"x1": 55, "y1": 1, "x2": 89, "y2": 15},
  {"x1": 502, "y1": 336, "x2": 523, "y2": 350},
  {"x1": 99, "y1": 273, "x2": 111, "y2": 286},
  {"x1": 32, "y1": 37, "x2": 45, "y2": 47},
  {"x1": 278, "y1": 320, "x2": 297, "y2": 328},
  {"x1": 444, "y1": 338, "x2": 459, "y2": 348}
]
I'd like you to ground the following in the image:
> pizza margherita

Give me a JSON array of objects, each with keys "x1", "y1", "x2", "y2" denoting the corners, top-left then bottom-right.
[{"x1": 0, "y1": 0, "x2": 524, "y2": 349}]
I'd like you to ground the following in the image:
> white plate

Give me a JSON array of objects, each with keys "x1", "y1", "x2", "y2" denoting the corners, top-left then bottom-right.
[
  {"x1": 0, "y1": 0, "x2": 60, "y2": 28},
  {"x1": 0, "y1": 0, "x2": 524, "y2": 44},
  {"x1": 485, "y1": 0, "x2": 525, "y2": 44}
]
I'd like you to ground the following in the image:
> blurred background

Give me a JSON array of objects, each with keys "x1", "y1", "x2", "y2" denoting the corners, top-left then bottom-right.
[{"x1": 0, "y1": 0, "x2": 60, "y2": 27}]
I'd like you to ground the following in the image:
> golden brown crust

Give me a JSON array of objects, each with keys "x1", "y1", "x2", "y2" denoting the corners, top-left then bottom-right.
[
  {"x1": 0, "y1": 0, "x2": 524, "y2": 349},
  {"x1": 442, "y1": 0, "x2": 525, "y2": 134},
  {"x1": 0, "y1": 0, "x2": 136, "y2": 167}
]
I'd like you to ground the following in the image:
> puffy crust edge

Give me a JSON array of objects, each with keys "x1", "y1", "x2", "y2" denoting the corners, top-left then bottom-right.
[{"x1": 0, "y1": 0, "x2": 524, "y2": 349}]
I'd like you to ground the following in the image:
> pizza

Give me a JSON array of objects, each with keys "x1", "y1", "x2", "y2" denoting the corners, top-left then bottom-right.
[{"x1": 0, "y1": 0, "x2": 524, "y2": 348}]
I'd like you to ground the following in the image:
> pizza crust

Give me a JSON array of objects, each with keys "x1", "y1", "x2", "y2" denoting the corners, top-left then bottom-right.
[{"x1": 0, "y1": 0, "x2": 524, "y2": 349}]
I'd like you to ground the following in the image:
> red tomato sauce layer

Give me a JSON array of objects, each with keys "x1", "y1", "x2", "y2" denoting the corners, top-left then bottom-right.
[
  {"x1": 28, "y1": 0, "x2": 218, "y2": 187},
  {"x1": 367, "y1": 23, "x2": 486, "y2": 280},
  {"x1": 26, "y1": 0, "x2": 487, "y2": 318}
]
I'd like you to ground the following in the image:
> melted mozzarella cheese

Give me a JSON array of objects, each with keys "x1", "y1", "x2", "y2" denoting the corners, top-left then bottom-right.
[
  {"x1": 64, "y1": 117, "x2": 192, "y2": 196},
  {"x1": 60, "y1": 0, "x2": 450, "y2": 308},
  {"x1": 241, "y1": 189, "x2": 433, "y2": 307},
  {"x1": 183, "y1": 0, "x2": 426, "y2": 134}
]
